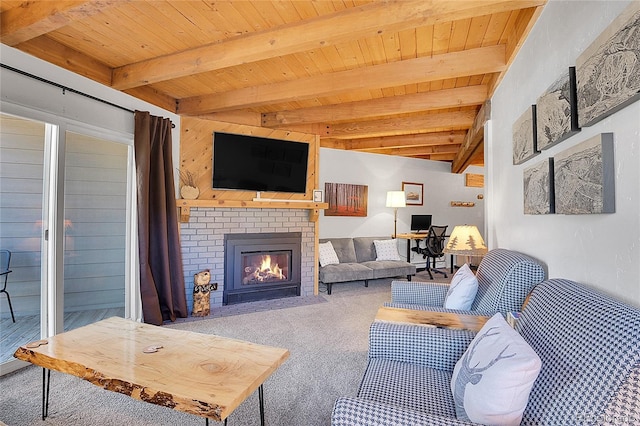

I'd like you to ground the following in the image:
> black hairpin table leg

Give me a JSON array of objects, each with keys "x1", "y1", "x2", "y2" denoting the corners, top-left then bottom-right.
[{"x1": 42, "y1": 368, "x2": 51, "y2": 420}]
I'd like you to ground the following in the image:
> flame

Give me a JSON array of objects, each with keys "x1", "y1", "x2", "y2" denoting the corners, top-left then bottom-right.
[{"x1": 259, "y1": 255, "x2": 285, "y2": 279}]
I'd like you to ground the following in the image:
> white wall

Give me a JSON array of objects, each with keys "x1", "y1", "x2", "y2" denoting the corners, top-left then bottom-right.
[
  {"x1": 487, "y1": 0, "x2": 640, "y2": 305},
  {"x1": 319, "y1": 147, "x2": 485, "y2": 265}
]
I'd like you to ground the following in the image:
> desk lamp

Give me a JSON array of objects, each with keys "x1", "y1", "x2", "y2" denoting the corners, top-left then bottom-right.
[
  {"x1": 444, "y1": 225, "x2": 488, "y2": 266},
  {"x1": 386, "y1": 191, "x2": 406, "y2": 238}
]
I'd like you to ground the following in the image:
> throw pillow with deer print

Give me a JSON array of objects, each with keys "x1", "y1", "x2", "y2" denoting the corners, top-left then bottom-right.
[{"x1": 451, "y1": 313, "x2": 542, "y2": 426}]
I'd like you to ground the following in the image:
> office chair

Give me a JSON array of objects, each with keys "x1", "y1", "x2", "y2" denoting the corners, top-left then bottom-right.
[
  {"x1": 0, "y1": 249, "x2": 15, "y2": 322},
  {"x1": 411, "y1": 225, "x2": 448, "y2": 280}
]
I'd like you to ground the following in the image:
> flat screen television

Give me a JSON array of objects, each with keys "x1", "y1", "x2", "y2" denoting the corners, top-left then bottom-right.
[
  {"x1": 212, "y1": 131, "x2": 309, "y2": 194},
  {"x1": 410, "y1": 214, "x2": 432, "y2": 233}
]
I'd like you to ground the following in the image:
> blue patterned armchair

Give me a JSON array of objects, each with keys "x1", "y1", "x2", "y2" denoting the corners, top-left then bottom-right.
[
  {"x1": 332, "y1": 279, "x2": 640, "y2": 425},
  {"x1": 388, "y1": 248, "x2": 545, "y2": 315}
]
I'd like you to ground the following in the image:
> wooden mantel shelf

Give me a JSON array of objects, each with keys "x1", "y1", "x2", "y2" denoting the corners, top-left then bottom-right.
[{"x1": 176, "y1": 199, "x2": 329, "y2": 222}]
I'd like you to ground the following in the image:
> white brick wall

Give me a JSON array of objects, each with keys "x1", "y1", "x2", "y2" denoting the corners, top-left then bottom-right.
[{"x1": 180, "y1": 208, "x2": 316, "y2": 311}]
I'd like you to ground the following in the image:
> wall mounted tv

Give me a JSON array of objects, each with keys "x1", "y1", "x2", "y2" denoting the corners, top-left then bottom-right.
[{"x1": 212, "y1": 131, "x2": 309, "y2": 194}]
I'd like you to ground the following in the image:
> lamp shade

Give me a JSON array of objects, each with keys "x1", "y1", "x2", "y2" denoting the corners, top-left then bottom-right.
[
  {"x1": 386, "y1": 191, "x2": 406, "y2": 208},
  {"x1": 444, "y1": 225, "x2": 488, "y2": 256}
]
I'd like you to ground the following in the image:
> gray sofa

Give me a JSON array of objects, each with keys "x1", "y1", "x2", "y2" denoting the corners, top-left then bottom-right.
[
  {"x1": 319, "y1": 237, "x2": 416, "y2": 295},
  {"x1": 332, "y1": 278, "x2": 640, "y2": 425}
]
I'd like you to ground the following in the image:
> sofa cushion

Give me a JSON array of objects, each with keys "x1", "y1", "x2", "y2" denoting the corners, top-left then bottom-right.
[
  {"x1": 318, "y1": 262, "x2": 373, "y2": 284},
  {"x1": 444, "y1": 264, "x2": 478, "y2": 310},
  {"x1": 373, "y1": 239, "x2": 402, "y2": 261},
  {"x1": 320, "y1": 238, "x2": 358, "y2": 263},
  {"x1": 318, "y1": 241, "x2": 340, "y2": 267},
  {"x1": 353, "y1": 237, "x2": 386, "y2": 262},
  {"x1": 451, "y1": 313, "x2": 541, "y2": 425},
  {"x1": 361, "y1": 260, "x2": 415, "y2": 279},
  {"x1": 359, "y1": 358, "x2": 456, "y2": 417}
]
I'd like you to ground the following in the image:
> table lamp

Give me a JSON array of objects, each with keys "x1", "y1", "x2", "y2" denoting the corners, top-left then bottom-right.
[
  {"x1": 444, "y1": 225, "x2": 488, "y2": 266},
  {"x1": 386, "y1": 191, "x2": 406, "y2": 238}
]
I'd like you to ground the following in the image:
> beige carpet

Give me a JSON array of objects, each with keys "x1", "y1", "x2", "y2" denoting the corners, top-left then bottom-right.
[{"x1": 0, "y1": 273, "x2": 449, "y2": 426}]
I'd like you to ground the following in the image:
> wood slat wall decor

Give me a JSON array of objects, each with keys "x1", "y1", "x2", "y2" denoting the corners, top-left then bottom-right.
[{"x1": 180, "y1": 116, "x2": 319, "y2": 203}]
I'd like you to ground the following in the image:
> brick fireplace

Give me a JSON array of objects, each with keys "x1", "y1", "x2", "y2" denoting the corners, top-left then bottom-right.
[{"x1": 179, "y1": 207, "x2": 316, "y2": 311}]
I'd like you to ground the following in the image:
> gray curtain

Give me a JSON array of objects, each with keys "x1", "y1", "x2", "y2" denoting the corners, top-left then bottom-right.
[{"x1": 134, "y1": 111, "x2": 187, "y2": 325}]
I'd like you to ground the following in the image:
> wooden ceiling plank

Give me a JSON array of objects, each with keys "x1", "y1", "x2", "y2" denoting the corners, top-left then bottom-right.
[
  {"x1": 110, "y1": 0, "x2": 544, "y2": 90},
  {"x1": 262, "y1": 85, "x2": 487, "y2": 127},
  {"x1": 177, "y1": 45, "x2": 506, "y2": 115},
  {"x1": 363, "y1": 143, "x2": 462, "y2": 156},
  {"x1": 344, "y1": 131, "x2": 466, "y2": 150},
  {"x1": 326, "y1": 110, "x2": 477, "y2": 139},
  {"x1": 0, "y1": 0, "x2": 124, "y2": 46}
]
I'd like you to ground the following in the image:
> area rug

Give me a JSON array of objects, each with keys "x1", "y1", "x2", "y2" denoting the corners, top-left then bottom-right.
[{"x1": 0, "y1": 274, "x2": 449, "y2": 425}]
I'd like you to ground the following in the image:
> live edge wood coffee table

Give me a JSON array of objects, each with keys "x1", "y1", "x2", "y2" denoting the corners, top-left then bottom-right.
[
  {"x1": 14, "y1": 317, "x2": 289, "y2": 425},
  {"x1": 375, "y1": 306, "x2": 489, "y2": 332}
]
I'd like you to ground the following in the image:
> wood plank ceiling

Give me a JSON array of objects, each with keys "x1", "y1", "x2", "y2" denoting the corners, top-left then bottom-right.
[{"x1": 1, "y1": 0, "x2": 546, "y2": 173}]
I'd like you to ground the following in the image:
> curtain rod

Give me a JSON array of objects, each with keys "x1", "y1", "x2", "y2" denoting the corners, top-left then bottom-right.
[{"x1": 1, "y1": 63, "x2": 175, "y2": 128}]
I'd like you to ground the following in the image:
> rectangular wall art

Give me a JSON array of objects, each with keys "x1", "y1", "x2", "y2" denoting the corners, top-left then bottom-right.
[
  {"x1": 554, "y1": 133, "x2": 615, "y2": 214},
  {"x1": 402, "y1": 182, "x2": 423, "y2": 206},
  {"x1": 524, "y1": 158, "x2": 555, "y2": 215},
  {"x1": 536, "y1": 67, "x2": 580, "y2": 150},
  {"x1": 324, "y1": 182, "x2": 368, "y2": 217},
  {"x1": 576, "y1": 2, "x2": 640, "y2": 127},
  {"x1": 512, "y1": 105, "x2": 538, "y2": 165}
]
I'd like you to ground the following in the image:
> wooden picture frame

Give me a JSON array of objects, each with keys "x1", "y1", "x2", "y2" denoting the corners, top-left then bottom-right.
[{"x1": 402, "y1": 182, "x2": 423, "y2": 206}]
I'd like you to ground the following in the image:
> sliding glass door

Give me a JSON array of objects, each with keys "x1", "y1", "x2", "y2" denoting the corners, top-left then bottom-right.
[
  {"x1": 0, "y1": 111, "x2": 137, "y2": 374},
  {"x1": 0, "y1": 113, "x2": 46, "y2": 369}
]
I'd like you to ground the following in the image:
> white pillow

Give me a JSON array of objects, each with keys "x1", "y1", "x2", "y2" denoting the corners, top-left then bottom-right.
[
  {"x1": 451, "y1": 313, "x2": 542, "y2": 426},
  {"x1": 444, "y1": 263, "x2": 478, "y2": 310},
  {"x1": 318, "y1": 241, "x2": 340, "y2": 267},
  {"x1": 373, "y1": 239, "x2": 402, "y2": 261}
]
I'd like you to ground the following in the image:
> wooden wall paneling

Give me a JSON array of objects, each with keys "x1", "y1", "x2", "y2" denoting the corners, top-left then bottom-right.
[{"x1": 180, "y1": 116, "x2": 318, "y2": 202}]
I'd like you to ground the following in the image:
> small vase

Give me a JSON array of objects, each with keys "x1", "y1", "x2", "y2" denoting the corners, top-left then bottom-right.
[{"x1": 181, "y1": 185, "x2": 199, "y2": 200}]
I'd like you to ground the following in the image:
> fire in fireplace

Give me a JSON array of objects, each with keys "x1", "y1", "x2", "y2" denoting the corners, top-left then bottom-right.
[
  {"x1": 242, "y1": 252, "x2": 289, "y2": 284},
  {"x1": 224, "y1": 232, "x2": 301, "y2": 305}
]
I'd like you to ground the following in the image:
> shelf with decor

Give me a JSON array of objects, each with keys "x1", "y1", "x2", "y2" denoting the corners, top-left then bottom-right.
[{"x1": 176, "y1": 199, "x2": 329, "y2": 223}]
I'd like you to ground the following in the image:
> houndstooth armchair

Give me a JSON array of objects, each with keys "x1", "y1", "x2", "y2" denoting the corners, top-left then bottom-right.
[
  {"x1": 387, "y1": 248, "x2": 546, "y2": 316},
  {"x1": 332, "y1": 279, "x2": 640, "y2": 425}
]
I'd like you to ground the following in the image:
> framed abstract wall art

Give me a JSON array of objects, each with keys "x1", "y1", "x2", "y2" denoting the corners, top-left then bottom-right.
[
  {"x1": 536, "y1": 67, "x2": 580, "y2": 150},
  {"x1": 512, "y1": 105, "x2": 538, "y2": 165},
  {"x1": 576, "y1": 2, "x2": 640, "y2": 127},
  {"x1": 554, "y1": 133, "x2": 615, "y2": 214},
  {"x1": 523, "y1": 158, "x2": 555, "y2": 215}
]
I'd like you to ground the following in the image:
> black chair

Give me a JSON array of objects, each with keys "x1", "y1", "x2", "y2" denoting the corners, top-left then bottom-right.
[
  {"x1": 1, "y1": 249, "x2": 15, "y2": 323},
  {"x1": 411, "y1": 225, "x2": 448, "y2": 280}
]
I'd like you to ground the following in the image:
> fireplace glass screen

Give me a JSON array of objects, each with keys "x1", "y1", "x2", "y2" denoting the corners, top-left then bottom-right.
[{"x1": 241, "y1": 251, "x2": 291, "y2": 285}]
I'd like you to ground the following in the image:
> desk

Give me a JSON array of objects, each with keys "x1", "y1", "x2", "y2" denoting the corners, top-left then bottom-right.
[
  {"x1": 375, "y1": 306, "x2": 489, "y2": 333},
  {"x1": 395, "y1": 233, "x2": 453, "y2": 272},
  {"x1": 14, "y1": 317, "x2": 289, "y2": 424}
]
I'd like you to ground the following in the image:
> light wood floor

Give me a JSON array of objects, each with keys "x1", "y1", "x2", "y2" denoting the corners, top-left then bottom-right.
[{"x1": 1, "y1": 308, "x2": 124, "y2": 365}]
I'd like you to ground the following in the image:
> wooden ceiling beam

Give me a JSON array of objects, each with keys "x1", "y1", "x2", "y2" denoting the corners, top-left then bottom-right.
[
  {"x1": 261, "y1": 85, "x2": 487, "y2": 127},
  {"x1": 342, "y1": 131, "x2": 467, "y2": 151},
  {"x1": 0, "y1": 1, "x2": 125, "y2": 46},
  {"x1": 177, "y1": 45, "x2": 506, "y2": 115},
  {"x1": 325, "y1": 110, "x2": 477, "y2": 140},
  {"x1": 16, "y1": 35, "x2": 113, "y2": 86},
  {"x1": 111, "y1": 0, "x2": 543, "y2": 90},
  {"x1": 451, "y1": 101, "x2": 490, "y2": 173},
  {"x1": 361, "y1": 144, "x2": 461, "y2": 157}
]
